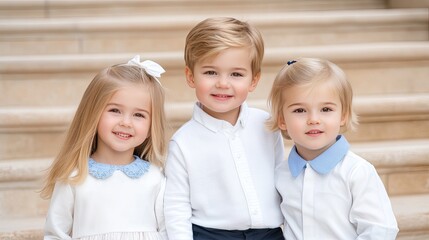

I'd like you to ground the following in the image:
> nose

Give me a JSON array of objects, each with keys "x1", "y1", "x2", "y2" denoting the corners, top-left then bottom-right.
[
  {"x1": 307, "y1": 112, "x2": 320, "y2": 125},
  {"x1": 120, "y1": 115, "x2": 132, "y2": 127},
  {"x1": 215, "y1": 76, "x2": 230, "y2": 88}
]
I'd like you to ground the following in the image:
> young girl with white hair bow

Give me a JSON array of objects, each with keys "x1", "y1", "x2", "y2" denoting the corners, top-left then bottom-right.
[{"x1": 41, "y1": 56, "x2": 168, "y2": 240}]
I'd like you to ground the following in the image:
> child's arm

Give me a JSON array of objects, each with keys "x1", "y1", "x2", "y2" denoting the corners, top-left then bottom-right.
[
  {"x1": 44, "y1": 182, "x2": 74, "y2": 239},
  {"x1": 164, "y1": 140, "x2": 193, "y2": 239},
  {"x1": 349, "y1": 160, "x2": 399, "y2": 239},
  {"x1": 155, "y1": 176, "x2": 168, "y2": 239}
]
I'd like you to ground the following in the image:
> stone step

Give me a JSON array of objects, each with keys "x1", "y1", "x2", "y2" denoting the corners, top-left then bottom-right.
[
  {"x1": 348, "y1": 93, "x2": 429, "y2": 142},
  {"x1": 0, "y1": 158, "x2": 50, "y2": 219},
  {"x1": 391, "y1": 194, "x2": 429, "y2": 240},
  {"x1": 347, "y1": 139, "x2": 429, "y2": 196},
  {"x1": 1, "y1": 42, "x2": 428, "y2": 107},
  {"x1": 0, "y1": 8, "x2": 427, "y2": 56},
  {"x1": 0, "y1": 193, "x2": 427, "y2": 239},
  {"x1": 1, "y1": 94, "x2": 428, "y2": 160},
  {"x1": 0, "y1": 217, "x2": 44, "y2": 240},
  {"x1": 388, "y1": 0, "x2": 429, "y2": 9},
  {"x1": 0, "y1": 0, "x2": 386, "y2": 19}
]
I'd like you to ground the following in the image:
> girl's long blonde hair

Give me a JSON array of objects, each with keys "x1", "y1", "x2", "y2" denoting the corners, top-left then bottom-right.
[{"x1": 41, "y1": 63, "x2": 167, "y2": 199}]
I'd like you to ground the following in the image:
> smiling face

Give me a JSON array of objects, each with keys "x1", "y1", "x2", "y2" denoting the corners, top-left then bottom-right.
[
  {"x1": 278, "y1": 81, "x2": 346, "y2": 160},
  {"x1": 185, "y1": 47, "x2": 260, "y2": 125},
  {"x1": 94, "y1": 84, "x2": 152, "y2": 164}
]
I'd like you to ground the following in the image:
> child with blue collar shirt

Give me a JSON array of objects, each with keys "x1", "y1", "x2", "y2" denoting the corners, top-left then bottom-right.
[
  {"x1": 164, "y1": 17, "x2": 285, "y2": 240},
  {"x1": 267, "y1": 58, "x2": 399, "y2": 239}
]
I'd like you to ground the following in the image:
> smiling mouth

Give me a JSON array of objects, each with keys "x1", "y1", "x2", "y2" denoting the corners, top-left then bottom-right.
[
  {"x1": 306, "y1": 130, "x2": 323, "y2": 134},
  {"x1": 114, "y1": 132, "x2": 132, "y2": 138},
  {"x1": 211, "y1": 94, "x2": 232, "y2": 98}
]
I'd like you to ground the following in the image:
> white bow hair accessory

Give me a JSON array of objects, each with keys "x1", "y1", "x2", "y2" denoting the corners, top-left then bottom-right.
[{"x1": 127, "y1": 55, "x2": 165, "y2": 85}]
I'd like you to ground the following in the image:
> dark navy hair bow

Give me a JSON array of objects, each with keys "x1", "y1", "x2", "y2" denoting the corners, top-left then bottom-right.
[{"x1": 287, "y1": 60, "x2": 297, "y2": 65}]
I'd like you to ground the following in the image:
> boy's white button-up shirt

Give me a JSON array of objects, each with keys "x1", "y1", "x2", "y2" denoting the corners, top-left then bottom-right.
[
  {"x1": 276, "y1": 136, "x2": 399, "y2": 240},
  {"x1": 164, "y1": 102, "x2": 284, "y2": 239}
]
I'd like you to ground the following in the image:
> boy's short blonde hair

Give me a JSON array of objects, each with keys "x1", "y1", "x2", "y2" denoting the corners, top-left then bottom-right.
[
  {"x1": 184, "y1": 17, "x2": 264, "y2": 77},
  {"x1": 268, "y1": 58, "x2": 358, "y2": 139}
]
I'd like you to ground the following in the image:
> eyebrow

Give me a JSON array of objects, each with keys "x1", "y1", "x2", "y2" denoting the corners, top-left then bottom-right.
[
  {"x1": 287, "y1": 102, "x2": 338, "y2": 108},
  {"x1": 106, "y1": 103, "x2": 150, "y2": 114},
  {"x1": 201, "y1": 65, "x2": 248, "y2": 71},
  {"x1": 320, "y1": 102, "x2": 338, "y2": 106},
  {"x1": 286, "y1": 103, "x2": 303, "y2": 108}
]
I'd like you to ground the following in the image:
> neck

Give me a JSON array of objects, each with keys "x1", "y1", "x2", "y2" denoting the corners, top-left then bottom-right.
[{"x1": 91, "y1": 149, "x2": 135, "y2": 165}]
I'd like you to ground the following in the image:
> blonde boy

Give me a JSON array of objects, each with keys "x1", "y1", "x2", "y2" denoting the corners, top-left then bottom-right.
[{"x1": 164, "y1": 17, "x2": 285, "y2": 240}]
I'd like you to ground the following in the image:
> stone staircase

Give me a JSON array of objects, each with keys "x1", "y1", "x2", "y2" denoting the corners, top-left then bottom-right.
[{"x1": 0, "y1": 0, "x2": 428, "y2": 239}]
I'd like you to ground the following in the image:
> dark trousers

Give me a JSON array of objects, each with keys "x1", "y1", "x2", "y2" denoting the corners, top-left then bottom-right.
[{"x1": 192, "y1": 224, "x2": 284, "y2": 240}]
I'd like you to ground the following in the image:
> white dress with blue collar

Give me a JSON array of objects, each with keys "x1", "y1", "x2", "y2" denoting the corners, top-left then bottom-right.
[{"x1": 44, "y1": 156, "x2": 167, "y2": 240}]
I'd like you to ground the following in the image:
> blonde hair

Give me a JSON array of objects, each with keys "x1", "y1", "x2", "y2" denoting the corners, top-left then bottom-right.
[
  {"x1": 41, "y1": 64, "x2": 167, "y2": 199},
  {"x1": 184, "y1": 17, "x2": 264, "y2": 77},
  {"x1": 267, "y1": 58, "x2": 358, "y2": 139}
]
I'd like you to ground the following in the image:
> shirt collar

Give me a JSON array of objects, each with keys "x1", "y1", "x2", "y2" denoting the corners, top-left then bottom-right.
[
  {"x1": 192, "y1": 101, "x2": 248, "y2": 132},
  {"x1": 88, "y1": 155, "x2": 150, "y2": 179},
  {"x1": 288, "y1": 135, "x2": 349, "y2": 177}
]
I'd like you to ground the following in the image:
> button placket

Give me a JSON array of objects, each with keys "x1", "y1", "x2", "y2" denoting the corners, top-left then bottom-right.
[
  {"x1": 229, "y1": 133, "x2": 263, "y2": 227},
  {"x1": 302, "y1": 163, "x2": 315, "y2": 239}
]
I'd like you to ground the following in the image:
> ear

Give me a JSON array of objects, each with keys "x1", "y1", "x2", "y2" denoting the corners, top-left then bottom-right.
[
  {"x1": 340, "y1": 114, "x2": 347, "y2": 127},
  {"x1": 278, "y1": 114, "x2": 287, "y2": 130},
  {"x1": 248, "y1": 72, "x2": 261, "y2": 92},
  {"x1": 185, "y1": 66, "x2": 196, "y2": 88}
]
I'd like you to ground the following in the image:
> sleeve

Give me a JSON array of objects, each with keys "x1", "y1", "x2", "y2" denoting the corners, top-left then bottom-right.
[
  {"x1": 44, "y1": 182, "x2": 74, "y2": 240},
  {"x1": 164, "y1": 140, "x2": 193, "y2": 240},
  {"x1": 274, "y1": 130, "x2": 286, "y2": 169},
  {"x1": 155, "y1": 176, "x2": 168, "y2": 239},
  {"x1": 348, "y1": 161, "x2": 399, "y2": 240}
]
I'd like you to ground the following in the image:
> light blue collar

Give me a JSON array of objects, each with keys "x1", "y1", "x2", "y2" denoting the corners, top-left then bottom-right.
[
  {"x1": 88, "y1": 155, "x2": 150, "y2": 179},
  {"x1": 193, "y1": 102, "x2": 248, "y2": 132},
  {"x1": 289, "y1": 135, "x2": 349, "y2": 177}
]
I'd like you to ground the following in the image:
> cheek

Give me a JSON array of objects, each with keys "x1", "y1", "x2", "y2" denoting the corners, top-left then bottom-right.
[
  {"x1": 95, "y1": 121, "x2": 110, "y2": 143},
  {"x1": 283, "y1": 113, "x2": 300, "y2": 126},
  {"x1": 332, "y1": 113, "x2": 345, "y2": 125},
  {"x1": 135, "y1": 121, "x2": 151, "y2": 136},
  {"x1": 194, "y1": 80, "x2": 210, "y2": 91},
  {"x1": 97, "y1": 117, "x2": 109, "y2": 132}
]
